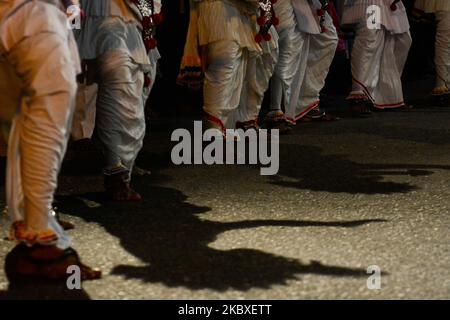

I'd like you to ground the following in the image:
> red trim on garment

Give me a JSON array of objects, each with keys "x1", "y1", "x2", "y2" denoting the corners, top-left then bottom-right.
[
  {"x1": 373, "y1": 102, "x2": 405, "y2": 109},
  {"x1": 295, "y1": 101, "x2": 321, "y2": 121},
  {"x1": 352, "y1": 77, "x2": 375, "y2": 102},
  {"x1": 285, "y1": 101, "x2": 320, "y2": 124},
  {"x1": 352, "y1": 77, "x2": 404, "y2": 109},
  {"x1": 285, "y1": 117, "x2": 297, "y2": 125},
  {"x1": 203, "y1": 111, "x2": 225, "y2": 134}
]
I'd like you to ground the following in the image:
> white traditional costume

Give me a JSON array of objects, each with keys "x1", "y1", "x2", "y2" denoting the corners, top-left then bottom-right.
[
  {"x1": 266, "y1": 0, "x2": 302, "y2": 127},
  {"x1": 0, "y1": 0, "x2": 79, "y2": 248},
  {"x1": 342, "y1": 0, "x2": 412, "y2": 109},
  {"x1": 270, "y1": 0, "x2": 338, "y2": 124},
  {"x1": 74, "y1": 0, "x2": 161, "y2": 200},
  {"x1": 181, "y1": 0, "x2": 278, "y2": 133},
  {"x1": 0, "y1": 0, "x2": 101, "y2": 282}
]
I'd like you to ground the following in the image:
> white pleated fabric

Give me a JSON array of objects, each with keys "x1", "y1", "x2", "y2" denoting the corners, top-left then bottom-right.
[
  {"x1": 75, "y1": 0, "x2": 160, "y2": 71},
  {"x1": 199, "y1": 0, "x2": 278, "y2": 129},
  {"x1": 415, "y1": 0, "x2": 450, "y2": 13},
  {"x1": 71, "y1": 52, "x2": 159, "y2": 142},
  {"x1": 341, "y1": 0, "x2": 410, "y2": 34},
  {"x1": 204, "y1": 40, "x2": 278, "y2": 130},
  {"x1": 434, "y1": 10, "x2": 450, "y2": 90},
  {"x1": 78, "y1": 0, "x2": 161, "y2": 20},
  {"x1": 285, "y1": 13, "x2": 338, "y2": 123},
  {"x1": 229, "y1": 32, "x2": 279, "y2": 126},
  {"x1": 93, "y1": 51, "x2": 146, "y2": 172},
  {"x1": 203, "y1": 41, "x2": 248, "y2": 130},
  {"x1": 350, "y1": 23, "x2": 412, "y2": 108},
  {"x1": 196, "y1": 0, "x2": 262, "y2": 53},
  {"x1": 270, "y1": 0, "x2": 304, "y2": 112},
  {"x1": 74, "y1": 0, "x2": 160, "y2": 172},
  {"x1": 293, "y1": 0, "x2": 332, "y2": 34},
  {"x1": 0, "y1": 0, "x2": 79, "y2": 249}
]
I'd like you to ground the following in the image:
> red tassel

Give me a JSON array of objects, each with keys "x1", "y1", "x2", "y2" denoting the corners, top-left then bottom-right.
[
  {"x1": 144, "y1": 75, "x2": 152, "y2": 88},
  {"x1": 257, "y1": 16, "x2": 266, "y2": 26},
  {"x1": 271, "y1": 16, "x2": 279, "y2": 26},
  {"x1": 390, "y1": 3, "x2": 397, "y2": 11},
  {"x1": 152, "y1": 13, "x2": 164, "y2": 25},
  {"x1": 142, "y1": 16, "x2": 151, "y2": 28},
  {"x1": 255, "y1": 33, "x2": 264, "y2": 43},
  {"x1": 263, "y1": 33, "x2": 272, "y2": 41},
  {"x1": 144, "y1": 38, "x2": 157, "y2": 51}
]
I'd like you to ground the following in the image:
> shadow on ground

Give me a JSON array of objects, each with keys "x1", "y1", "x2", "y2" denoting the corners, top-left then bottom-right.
[
  {"x1": 271, "y1": 144, "x2": 450, "y2": 195},
  {"x1": 54, "y1": 181, "x2": 385, "y2": 292}
]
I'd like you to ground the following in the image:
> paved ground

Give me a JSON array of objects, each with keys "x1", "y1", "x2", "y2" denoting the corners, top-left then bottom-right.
[{"x1": 0, "y1": 96, "x2": 449, "y2": 299}]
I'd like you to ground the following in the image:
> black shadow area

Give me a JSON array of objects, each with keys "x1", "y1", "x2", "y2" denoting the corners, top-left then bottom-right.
[
  {"x1": 270, "y1": 144, "x2": 447, "y2": 195},
  {"x1": 56, "y1": 183, "x2": 385, "y2": 292}
]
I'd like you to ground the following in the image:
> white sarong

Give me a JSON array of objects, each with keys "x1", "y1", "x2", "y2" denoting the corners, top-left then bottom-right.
[
  {"x1": 0, "y1": 0, "x2": 80, "y2": 248},
  {"x1": 285, "y1": 7, "x2": 338, "y2": 123}
]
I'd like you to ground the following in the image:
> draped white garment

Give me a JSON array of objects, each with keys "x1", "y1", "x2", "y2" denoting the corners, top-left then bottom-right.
[
  {"x1": 75, "y1": 0, "x2": 161, "y2": 71},
  {"x1": 284, "y1": 11, "x2": 338, "y2": 122},
  {"x1": 270, "y1": 0, "x2": 304, "y2": 112},
  {"x1": 293, "y1": 0, "x2": 333, "y2": 34},
  {"x1": 195, "y1": 0, "x2": 262, "y2": 53},
  {"x1": 198, "y1": 0, "x2": 278, "y2": 129},
  {"x1": 73, "y1": 0, "x2": 160, "y2": 172},
  {"x1": 0, "y1": 0, "x2": 79, "y2": 248},
  {"x1": 341, "y1": 0, "x2": 410, "y2": 34},
  {"x1": 350, "y1": 24, "x2": 412, "y2": 108}
]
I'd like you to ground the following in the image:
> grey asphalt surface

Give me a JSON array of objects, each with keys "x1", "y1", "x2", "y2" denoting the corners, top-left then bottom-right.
[{"x1": 0, "y1": 99, "x2": 449, "y2": 300}]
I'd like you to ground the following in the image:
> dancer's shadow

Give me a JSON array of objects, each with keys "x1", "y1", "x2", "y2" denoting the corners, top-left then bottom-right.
[
  {"x1": 57, "y1": 183, "x2": 386, "y2": 292},
  {"x1": 271, "y1": 144, "x2": 447, "y2": 195}
]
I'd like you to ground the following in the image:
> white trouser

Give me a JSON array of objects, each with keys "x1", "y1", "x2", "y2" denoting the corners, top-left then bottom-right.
[
  {"x1": 0, "y1": 0, "x2": 78, "y2": 248},
  {"x1": 270, "y1": 1, "x2": 303, "y2": 113},
  {"x1": 435, "y1": 11, "x2": 450, "y2": 90},
  {"x1": 93, "y1": 50, "x2": 146, "y2": 174},
  {"x1": 71, "y1": 51, "x2": 158, "y2": 141},
  {"x1": 350, "y1": 25, "x2": 412, "y2": 108},
  {"x1": 285, "y1": 18, "x2": 338, "y2": 123},
  {"x1": 230, "y1": 42, "x2": 279, "y2": 126},
  {"x1": 204, "y1": 33, "x2": 279, "y2": 130},
  {"x1": 203, "y1": 41, "x2": 251, "y2": 130}
]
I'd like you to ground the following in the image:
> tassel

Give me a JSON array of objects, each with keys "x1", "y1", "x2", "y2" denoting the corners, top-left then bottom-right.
[
  {"x1": 133, "y1": 1, "x2": 163, "y2": 53},
  {"x1": 318, "y1": 0, "x2": 329, "y2": 33},
  {"x1": 390, "y1": 0, "x2": 401, "y2": 11},
  {"x1": 144, "y1": 74, "x2": 152, "y2": 88},
  {"x1": 255, "y1": 0, "x2": 278, "y2": 43}
]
